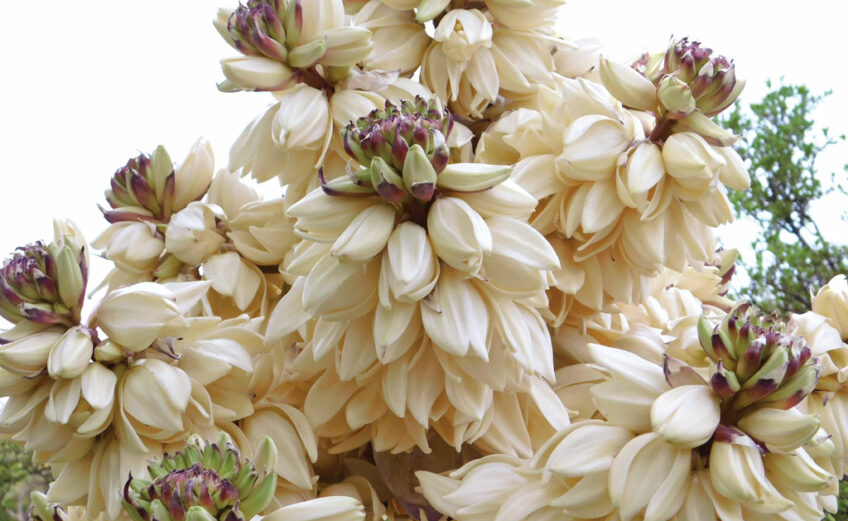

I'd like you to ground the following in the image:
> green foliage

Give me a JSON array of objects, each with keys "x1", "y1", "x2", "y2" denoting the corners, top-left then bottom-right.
[
  {"x1": 825, "y1": 479, "x2": 848, "y2": 521},
  {"x1": 722, "y1": 81, "x2": 848, "y2": 313},
  {"x1": 0, "y1": 441, "x2": 50, "y2": 521}
]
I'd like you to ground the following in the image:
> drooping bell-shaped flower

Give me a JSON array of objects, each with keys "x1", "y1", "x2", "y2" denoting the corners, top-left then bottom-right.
[{"x1": 122, "y1": 432, "x2": 278, "y2": 521}]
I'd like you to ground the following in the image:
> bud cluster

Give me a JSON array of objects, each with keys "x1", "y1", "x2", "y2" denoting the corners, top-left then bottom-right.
[
  {"x1": 698, "y1": 303, "x2": 820, "y2": 413},
  {"x1": 227, "y1": 0, "x2": 290, "y2": 63},
  {"x1": 217, "y1": 0, "x2": 373, "y2": 91},
  {"x1": 0, "y1": 239, "x2": 86, "y2": 329},
  {"x1": 635, "y1": 38, "x2": 744, "y2": 119},
  {"x1": 326, "y1": 96, "x2": 508, "y2": 207},
  {"x1": 104, "y1": 147, "x2": 176, "y2": 223},
  {"x1": 122, "y1": 432, "x2": 277, "y2": 521}
]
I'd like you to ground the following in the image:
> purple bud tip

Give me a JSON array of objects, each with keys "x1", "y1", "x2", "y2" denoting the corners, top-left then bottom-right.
[
  {"x1": 746, "y1": 379, "x2": 779, "y2": 402},
  {"x1": 713, "y1": 423, "x2": 740, "y2": 443},
  {"x1": 410, "y1": 183, "x2": 436, "y2": 202},
  {"x1": 413, "y1": 125, "x2": 429, "y2": 148},
  {"x1": 124, "y1": 474, "x2": 134, "y2": 502},
  {"x1": 170, "y1": 493, "x2": 186, "y2": 521},
  {"x1": 219, "y1": 482, "x2": 240, "y2": 504}
]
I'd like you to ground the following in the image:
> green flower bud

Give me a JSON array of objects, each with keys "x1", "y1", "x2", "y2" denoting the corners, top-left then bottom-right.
[
  {"x1": 656, "y1": 75, "x2": 696, "y2": 118},
  {"x1": 402, "y1": 145, "x2": 438, "y2": 202},
  {"x1": 123, "y1": 432, "x2": 277, "y2": 521}
]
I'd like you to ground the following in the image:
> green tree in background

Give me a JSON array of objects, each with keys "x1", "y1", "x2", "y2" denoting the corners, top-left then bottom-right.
[
  {"x1": 724, "y1": 82, "x2": 848, "y2": 520},
  {"x1": 0, "y1": 441, "x2": 50, "y2": 521},
  {"x1": 722, "y1": 81, "x2": 848, "y2": 313}
]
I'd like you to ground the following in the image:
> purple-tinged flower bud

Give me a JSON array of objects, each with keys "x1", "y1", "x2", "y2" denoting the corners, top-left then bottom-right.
[
  {"x1": 655, "y1": 38, "x2": 744, "y2": 117},
  {"x1": 699, "y1": 303, "x2": 821, "y2": 413},
  {"x1": 227, "y1": 1, "x2": 289, "y2": 62},
  {"x1": 0, "y1": 232, "x2": 87, "y2": 332},
  {"x1": 710, "y1": 360, "x2": 740, "y2": 398},
  {"x1": 104, "y1": 147, "x2": 176, "y2": 223},
  {"x1": 341, "y1": 96, "x2": 452, "y2": 176},
  {"x1": 123, "y1": 432, "x2": 277, "y2": 521}
]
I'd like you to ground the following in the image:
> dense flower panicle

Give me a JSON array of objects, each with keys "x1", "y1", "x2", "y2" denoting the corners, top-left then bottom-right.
[
  {"x1": 474, "y1": 69, "x2": 746, "y2": 325},
  {"x1": 265, "y1": 96, "x2": 560, "y2": 454},
  {"x1": 10, "y1": 1, "x2": 848, "y2": 521}
]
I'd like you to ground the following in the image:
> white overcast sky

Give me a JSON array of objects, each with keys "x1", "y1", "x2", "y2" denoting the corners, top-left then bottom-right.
[{"x1": 1, "y1": 0, "x2": 846, "y2": 293}]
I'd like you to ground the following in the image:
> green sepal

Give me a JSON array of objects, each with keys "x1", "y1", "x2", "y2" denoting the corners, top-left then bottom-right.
[{"x1": 236, "y1": 472, "x2": 277, "y2": 520}]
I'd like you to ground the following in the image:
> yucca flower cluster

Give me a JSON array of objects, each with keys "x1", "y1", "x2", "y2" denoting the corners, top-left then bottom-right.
[{"x1": 4, "y1": 2, "x2": 848, "y2": 521}]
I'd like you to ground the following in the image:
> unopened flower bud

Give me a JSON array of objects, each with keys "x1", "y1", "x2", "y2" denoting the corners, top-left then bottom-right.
[
  {"x1": 287, "y1": 38, "x2": 329, "y2": 68},
  {"x1": 657, "y1": 75, "x2": 696, "y2": 118},
  {"x1": 598, "y1": 56, "x2": 656, "y2": 112},
  {"x1": 402, "y1": 144, "x2": 438, "y2": 201},
  {"x1": 322, "y1": 26, "x2": 373, "y2": 67},
  {"x1": 340, "y1": 97, "x2": 452, "y2": 180},
  {"x1": 221, "y1": 55, "x2": 294, "y2": 91},
  {"x1": 369, "y1": 156, "x2": 408, "y2": 203},
  {"x1": 173, "y1": 139, "x2": 215, "y2": 211},
  {"x1": 737, "y1": 408, "x2": 820, "y2": 453},
  {"x1": 698, "y1": 303, "x2": 821, "y2": 412},
  {"x1": 435, "y1": 163, "x2": 512, "y2": 193},
  {"x1": 765, "y1": 449, "x2": 833, "y2": 492}
]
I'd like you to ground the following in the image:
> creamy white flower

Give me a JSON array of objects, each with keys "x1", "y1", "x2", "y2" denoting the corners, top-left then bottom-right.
[
  {"x1": 47, "y1": 326, "x2": 93, "y2": 379},
  {"x1": 599, "y1": 56, "x2": 657, "y2": 112},
  {"x1": 92, "y1": 281, "x2": 208, "y2": 352},
  {"x1": 92, "y1": 221, "x2": 164, "y2": 275},
  {"x1": 354, "y1": 1, "x2": 429, "y2": 74},
  {"x1": 709, "y1": 432, "x2": 794, "y2": 513},
  {"x1": 427, "y1": 196, "x2": 492, "y2": 276},
  {"x1": 813, "y1": 274, "x2": 848, "y2": 339},
  {"x1": 609, "y1": 433, "x2": 692, "y2": 521},
  {"x1": 173, "y1": 138, "x2": 215, "y2": 211},
  {"x1": 165, "y1": 202, "x2": 227, "y2": 266}
]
